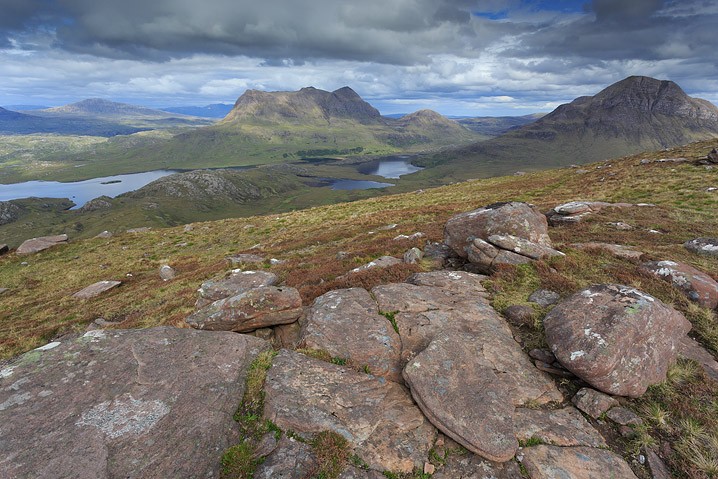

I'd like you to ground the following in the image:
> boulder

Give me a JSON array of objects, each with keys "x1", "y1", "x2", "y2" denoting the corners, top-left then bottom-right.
[
  {"x1": 299, "y1": 288, "x2": 402, "y2": 382},
  {"x1": 520, "y1": 445, "x2": 638, "y2": 479},
  {"x1": 0, "y1": 327, "x2": 269, "y2": 479},
  {"x1": 544, "y1": 284, "x2": 691, "y2": 397},
  {"x1": 571, "y1": 388, "x2": 619, "y2": 419},
  {"x1": 641, "y1": 260, "x2": 718, "y2": 309},
  {"x1": 95, "y1": 230, "x2": 113, "y2": 239},
  {"x1": 403, "y1": 332, "x2": 518, "y2": 462},
  {"x1": 708, "y1": 147, "x2": 718, "y2": 164},
  {"x1": 72, "y1": 280, "x2": 121, "y2": 299},
  {"x1": 684, "y1": 237, "x2": 718, "y2": 258},
  {"x1": 406, "y1": 270, "x2": 488, "y2": 294},
  {"x1": 263, "y1": 349, "x2": 436, "y2": 473},
  {"x1": 444, "y1": 202, "x2": 551, "y2": 258},
  {"x1": 196, "y1": 270, "x2": 278, "y2": 308},
  {"x1": 159, "y1": 265, "x2": 176, "y2": 281},
  {"x1": 16, "y1": 234, "x2": 68, "y2": 255},
  {"x1": 186, "y1": 286, "x2": 302, "y2": 332},
  {"x1": 513, "y1": 407, "x2": 606, "y2": 447}
]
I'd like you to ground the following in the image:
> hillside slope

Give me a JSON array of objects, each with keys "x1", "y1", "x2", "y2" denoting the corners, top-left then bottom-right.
[{"x1": 426, "y1": 76, "x2": 718, "y2": 176}]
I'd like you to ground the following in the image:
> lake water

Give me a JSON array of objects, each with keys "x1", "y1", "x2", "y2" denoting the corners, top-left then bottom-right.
[
  {"x1": 0, "y1": 156, "x2": 424, "y2": 207},
  {"x1": 329, "y1": 179, "x2": 394, "y2": 190},
  {"x1": 0, "y1": 170, "x2": 177, "y2": 209},
  {"x1": 356, "y1": 155, "x2": 423, "y2": 178}
]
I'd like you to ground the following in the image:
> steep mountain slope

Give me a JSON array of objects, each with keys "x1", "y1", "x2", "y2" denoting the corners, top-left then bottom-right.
[
  {"x1": 390, "y1": 109, "x2": 483, "y2": 145},
  {"x1": 427, "y1": 76, "x2": 718, "y2": 176}
]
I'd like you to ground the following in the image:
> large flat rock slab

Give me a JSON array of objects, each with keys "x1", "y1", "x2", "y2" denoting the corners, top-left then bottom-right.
[
  {"x1": 375, "y1": 281, "x2": 561, "y2": 406},
  {"x1": 16, "y1": 234, "x2": 68, "y2": 255},
  {"x1": 263, "y1": 349, "x2": 436, "y2": 473},
  {"x1": 299, "y1": 288, "x2": 402, "y2": 382},
  {"x1": 0, "y1": 327, "x2": 270, "y2": 479},
  {"x1": 513, "y1": 407, "x2": 606, "y2": 448},
  {"x1": 520, "y1": 445, "x2": 638, "y2": 479},
  {"x1": 433, "y1": 452, "x2": 523, "y2": 479},
  {"x1": 403, "y1": 332, "x2": 518, "y2": 462},
  {"x1": 72, "y1": 280, "x2": 121, "y2": 299}
]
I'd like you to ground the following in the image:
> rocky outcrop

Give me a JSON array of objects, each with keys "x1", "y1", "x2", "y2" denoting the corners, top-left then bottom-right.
[
  {"x1": 641, "y1": 260, "x2": 718, "y2": 309},
  {"x1": 520, "y1": 445, "x2": 638, "y2": 479},
  {"x1": 0, "y1": 327, "x2": 270, "y2": 479},
  {"x1": 544, "y1": 284, "x2": 691, "y2": 397},
  {"x1": 349, "y1": 255, "x2": 402, "y2": 273},
  {"x1": 195, "y1": 270, "x2": 278, "y2": 308},
  {"x1": 72, "y1": 280, "x2": 121, "y2": 299},
  {"x1": 444, "y1": 201, "x2": 551, "y2": 257},
  {"x1": 263, "y1": 349, "x2": 436, "y2": 473},
  {"x1": 444, "y1": 202, "x2": 562, "y2": 273},
  {"x1": 0, "y1": 201, "x2": 21, "y2": 225},
  {"x1": 684, "y1": 237, "x2": 718, "y2": 257},
  {"x1": 299, "y1": 288, "x2": 402, "y2": 382},
  {"x1": 16, "y1": 234, "x2": 68, "y2": 255},
  {"x1": 186, "y1": 286, "x2": 302, "y2": 332},
  {"x1": 404, "y1": 332, "x2": 518, "y2": 462}
]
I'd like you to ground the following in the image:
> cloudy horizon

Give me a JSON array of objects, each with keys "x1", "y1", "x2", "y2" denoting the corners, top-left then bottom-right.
[{"x1": 1, "y1": 0, "x2": 716, "y2": 116}]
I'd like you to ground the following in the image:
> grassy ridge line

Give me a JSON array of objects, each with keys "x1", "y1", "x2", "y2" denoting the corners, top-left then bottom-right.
[{"x1": 0, "y1": 139, "x2": 716, "y2": 361}]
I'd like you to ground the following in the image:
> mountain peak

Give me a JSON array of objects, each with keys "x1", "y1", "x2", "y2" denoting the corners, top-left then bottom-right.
[{"x1": 224, "y1": 86, "x2": 381, "y2": 125}]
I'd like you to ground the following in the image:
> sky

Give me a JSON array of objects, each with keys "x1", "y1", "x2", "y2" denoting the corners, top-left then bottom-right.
[{"x1": 0, "y1": 0, "x2": 717, "y2": 116}]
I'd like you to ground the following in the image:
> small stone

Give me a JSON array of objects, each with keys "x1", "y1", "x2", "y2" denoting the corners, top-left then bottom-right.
[
  {"x1": 619, "y1": 426, "x2": 634, "y2": 437},
  {"x1": 403, "y1": 247, "x2": 423, "y2": 264},
  {"x1": 529, "y1": 349, "x2": 556, "y2": 364},
  {"x1": 638, "y1": 454, "x2": 645, "y2": 465},
  {"x1": 606, "y1": 407, "x2": 642, "y2": 426},
  {"x1": 227, "y1": 253, "x2": 265, "y2": 265},
  {"x1": 95, "y1": 231, "x2": 113, "y2": 239},
  {"x1": 0, "y1": 288, "x2": 9, "y2": 295},
  {"x1": 72, "y1": 280, "x2": 121, "y2": 299},
  {"x1": 126, "y1": 227, "x2": 151, "y2": 233},
  {"x1": 350, "y1": 255, "x2": 402, "y2": 273},
  {"x1": 20, "y1": 261, "x2": 28, "y2": 266},
  {"x1": 607, "y1": 222, "x2": 634, "y2": 231},
  {"x1": 183, "y1": 224, "x2": 193, "y2": 232},
  {"x1": 646, "y1": 449, "x2": 672, "y2": 479},
  {"x1": 503, "y1": 305, "x2": 536, "y2": 328},
  {"x1": 528, "y1": 289, "x2": 560, "y2": 307},
  {"x1": 684, "y1": 238, "x2": 718, "y2": 258},
  {"x1": 534, "y1": 361, "x2": 575, "y2": 378},
  {"x1": 159, "y1": 265, "x2": 176, "y2": 281},
  {"x1": 423, "y1": 462, "x2": 435, "y2": 474},
  {"x1": 572, "y1": 388, "x2": 618, "y2": 419},
  {"x1": 336, "y1": 251, "x2": 350, "y2": 260},
  {"x1": 269, "y1": 258, "x2": 284, "y2": 265}
]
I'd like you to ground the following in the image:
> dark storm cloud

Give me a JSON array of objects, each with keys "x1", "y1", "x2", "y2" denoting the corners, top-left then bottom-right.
[
  {"x1": 0, "y1": 0, "x2": 491, "y2": 64},
  {"x1": 589, "y1": 0, "x2": 664, "y2": 23}
]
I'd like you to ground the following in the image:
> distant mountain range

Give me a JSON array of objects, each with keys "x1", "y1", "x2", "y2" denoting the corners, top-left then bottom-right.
[
  {"x1": 455, "y1": 113, "x2": 544, "y2": 137},
  {"x1": 424, "y1": 76, "x2": 718, "y2": 177},
  {"x1": 0, "y1": 99, "x2": 213, "y2": 136},
  {"x1": 161, "y1": 104, "x2": 234, "y2": 118}
]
